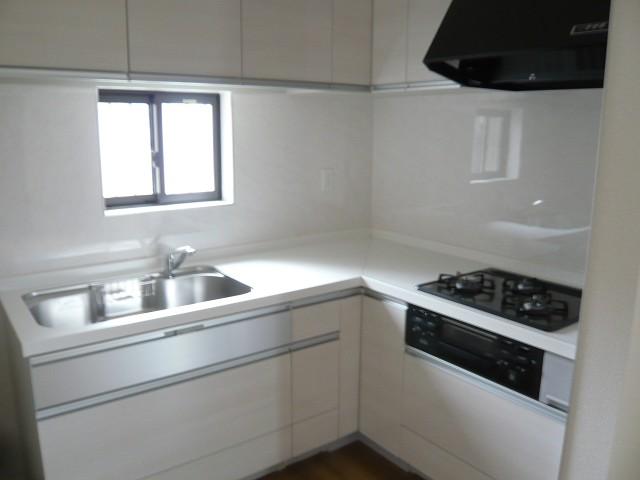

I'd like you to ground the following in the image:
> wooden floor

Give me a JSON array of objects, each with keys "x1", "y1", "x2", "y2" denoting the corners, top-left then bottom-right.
[{"x1": 260, "y1": 442, "x2": 421, "y2": 480}]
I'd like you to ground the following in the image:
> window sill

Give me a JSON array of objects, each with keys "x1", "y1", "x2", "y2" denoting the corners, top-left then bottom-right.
[{"x1": 104, "y1": 199, "x2": 233, "y2": 217}]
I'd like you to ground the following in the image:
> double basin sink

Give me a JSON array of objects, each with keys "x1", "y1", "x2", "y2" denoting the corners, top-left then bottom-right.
[{"x1": 23, "y1": 266, "x2": 252, "y2": 329}]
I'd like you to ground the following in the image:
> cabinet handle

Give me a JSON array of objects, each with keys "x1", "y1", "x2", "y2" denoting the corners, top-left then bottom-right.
[
  {"x1": 164, "y1": 324, "x2": 205, "y2": 337},
  {"x1": 544, "y1": 394, "x2": 570, "y2": 412}
]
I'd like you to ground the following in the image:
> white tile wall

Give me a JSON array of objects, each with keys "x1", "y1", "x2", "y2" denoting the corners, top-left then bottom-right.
[
  {"x1": 372, "y1": 88, "x2": 603, "y2": 276},
  {"x1": 0, "y1": 84, "x2": 372, "y2": 276}
]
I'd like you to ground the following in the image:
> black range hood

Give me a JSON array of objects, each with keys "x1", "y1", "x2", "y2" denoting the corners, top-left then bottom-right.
[{"x1": 424, "y1": 0, "x2": 611, "y2": 91}]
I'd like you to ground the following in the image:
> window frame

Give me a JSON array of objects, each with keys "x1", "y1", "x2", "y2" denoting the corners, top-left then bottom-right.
[{"x1": 98, "y1": 90, "x2": 222, "y2": 209}]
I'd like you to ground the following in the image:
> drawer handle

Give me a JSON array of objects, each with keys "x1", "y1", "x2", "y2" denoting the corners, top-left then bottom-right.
[
  {"x1": 545, "y1": 394, "x2": 570, "y2": 412},
  {"x1": 164, "y1": 324, "x2": 205, "y2": 337}
]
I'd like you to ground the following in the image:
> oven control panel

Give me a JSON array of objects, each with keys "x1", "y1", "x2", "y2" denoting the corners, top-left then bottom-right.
[{"x1": 406, "y1": 305, "x2": 544, "y2": 400}]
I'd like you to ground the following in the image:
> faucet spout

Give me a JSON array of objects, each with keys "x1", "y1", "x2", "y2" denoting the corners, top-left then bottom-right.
[{"x1": 165, "y1": 245, "x2": 196, "y2": 277}]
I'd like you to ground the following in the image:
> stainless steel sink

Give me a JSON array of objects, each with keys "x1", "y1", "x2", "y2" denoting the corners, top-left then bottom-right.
[{"x1": 23, "y1": 266, "x2": 252, "y2": 328}]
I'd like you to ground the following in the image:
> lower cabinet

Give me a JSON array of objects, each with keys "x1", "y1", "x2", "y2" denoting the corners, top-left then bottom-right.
[
  {"x1": 37, "y1": 354, "x2": 292, "y2": 480},
  {"x1": 33, "y1": 295, "x2": 361, "y2": 480},
  {"x1": 145, "y1": 428, "x2": 292, "y2": 480},
  {"x1": 402, "y1": 353, "x2": 566, "y2": 480},
  {"x1": 401, "y1": 427, "x2": 493, "y2": 480},
  {"x1": 29, "y1": 292, "x2": 567, "y2": 480},
  {"x1": 359, "y1": 296, "x2": 407, "y2": 458},
  {"x1": 290, "y1": 295, "x2": 362, "y2": 457}
]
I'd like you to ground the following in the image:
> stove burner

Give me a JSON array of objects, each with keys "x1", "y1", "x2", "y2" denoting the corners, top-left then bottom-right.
[
  {"x1": 503, "y1": 277, "x2": 547, "y2": 296},
  {"x1": 417, "y1": 269, "x2": 581, "y2": 332},
  {"x1": 503, "y1": 294, "x2": 569, "y2": 317},
  {"x1": 438, "y1": 273, "x2": 495, "y2": 295}
]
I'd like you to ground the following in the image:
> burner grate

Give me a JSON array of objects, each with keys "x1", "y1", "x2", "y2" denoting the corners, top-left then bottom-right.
[{"x1": 417, "y1": 269, "x2": 581, "y2": 332}]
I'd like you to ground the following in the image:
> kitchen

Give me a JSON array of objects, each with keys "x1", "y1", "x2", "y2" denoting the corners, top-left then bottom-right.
[{"x1": 0, "y1": 1, "x2": 638, "y2": 479}]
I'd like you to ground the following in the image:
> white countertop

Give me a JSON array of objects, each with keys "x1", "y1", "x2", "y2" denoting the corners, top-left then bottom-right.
[{"x1": 0, "y1": 233, "x2": 579, "y2": 359}]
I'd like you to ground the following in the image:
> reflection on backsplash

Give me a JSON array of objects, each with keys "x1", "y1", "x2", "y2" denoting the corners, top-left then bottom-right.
[
  {"x1": 470, "y1": 108, "x2": 522, "y2": 183},
  {"x1": 372, "y1": 88, "x2": 602, "y2": 276}
]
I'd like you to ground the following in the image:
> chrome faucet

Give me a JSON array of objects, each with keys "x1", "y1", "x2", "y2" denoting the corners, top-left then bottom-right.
[{"x1": 165, "y1": 245, "x2": 196, "y2": 277}]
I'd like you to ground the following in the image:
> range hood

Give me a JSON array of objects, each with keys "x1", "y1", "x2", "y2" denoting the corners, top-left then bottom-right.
[{"x1": 424, "y1": 0, "x2": 610, "y2": 91}]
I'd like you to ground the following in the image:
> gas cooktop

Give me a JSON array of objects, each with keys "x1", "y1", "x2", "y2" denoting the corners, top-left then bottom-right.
[{"x1": 417, "y1": 269, "x2": 581, "y2": 332}]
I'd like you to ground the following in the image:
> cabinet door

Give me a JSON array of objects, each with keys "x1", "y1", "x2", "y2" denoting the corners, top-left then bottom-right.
[
  {"x1": 359, "y1": 296, "x2": 406, "y2": 457},
  {"x1": 127, "y1": 0, "x2": 242, "y2": 77},
  {"x1": 338, "y1": 296, "x2": 362, "y2": 436},
  {"x1": 242, "y1": 0, "x2": 333, "y2": 82},
  {"x1": 407, "y1": 0, "x2": 451, "y2": 83},
  {"x1": 38, "y1": 354, "x2": 292, "y2": 480},
  {"x1": 0, "y1": 0, "x2": 127, "y2": 72},
  {"x1": 292, "y1": 341, "x2": 339, "y2": 423},
  {"x1": 371, "y1": 0, "x2": 409, "y2": 85},
  {"x1": 333, "y1": 0, "x2": 373, "y2": 85},
  {"x1": 292, "y1": 341, "x2": 339, "y2": 456},
  {"x1": 293, "y1": 296, "x2": 361, "y2": 438},
  {"x1": 403, "y1": 353, "x2": 565, "y2": 480}
]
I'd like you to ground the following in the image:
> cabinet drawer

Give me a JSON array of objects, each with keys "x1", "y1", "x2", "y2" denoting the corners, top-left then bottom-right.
[
  {"x1": 402, "y1": 427, "x2": 493, "y2": 480},
  {"x1": 403, "y1": 353, "x2": 565, "y2": 480},
  {"x1": 292, "y1": 341, "x2": 339, "y2": 423},
  {"x1": 292, "y1": 409, "x2": 339, "y2": 458},
  {"x1": 31, "y1": 309, "x2": 291, "y2": 411},
  {"x1": 145, "y1": 427, "x2": 291, "y2": 480},
  {"x1": 292, "y1": 301, "x2": 341, "y2": 341},
  {"x1": 38, "y1": 354, "x2": 292, "y2": 480}
]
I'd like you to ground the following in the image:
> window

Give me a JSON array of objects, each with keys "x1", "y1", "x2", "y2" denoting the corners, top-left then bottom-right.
[{"x1": 97, "y1": 91, "x2": 222, "y2": 209}]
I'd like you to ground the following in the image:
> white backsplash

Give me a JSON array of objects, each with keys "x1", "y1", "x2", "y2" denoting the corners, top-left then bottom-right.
[
  {"x1": 372, "y1": 88, "x2": 603, "y2": 278},
  {"x1": 0, "y1": 82, "x2": 603, "y2": 280},
  {"x1": 0, "y1": 84, "x2": 372, "y2": 277}
]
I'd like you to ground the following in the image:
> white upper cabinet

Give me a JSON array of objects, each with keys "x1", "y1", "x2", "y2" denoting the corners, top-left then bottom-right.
[
  {"x1": 333, "y1": 0, "x2": 373, "y2": 85},
  {"x1": 372, "y1": 0, "x2": 450, "y2": 85},
  {"x1": 372, "y1": 0, "x2": 409, "y2": 85},
  {"x1": 127, "y1": 0, "x2": 242, "y2": 77},
  {"x1": 0, "y1": 0, "x2": 128, "y2": 72},
  {"x1": 407, "y1": 0, "x2": 450, "y2": 83},
  {"x1": 0, "y1": 0, "x2": 374, "y2": 86},
  {"x1": 242, "y1": 0, "x2": 333, "y2": 82}
]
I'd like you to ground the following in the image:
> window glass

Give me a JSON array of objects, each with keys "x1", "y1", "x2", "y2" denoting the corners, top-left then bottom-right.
[
  {"x1": 161, "y1": 102, "x2": 216, "y2": 195},
  {"x1": 98, "y1": 102, "x2": 154, "y2": 199}
]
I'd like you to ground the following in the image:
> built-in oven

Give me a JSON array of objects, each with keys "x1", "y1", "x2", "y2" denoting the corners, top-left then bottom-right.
[{"x1": 406, "y1": 304, "x2": 573, "y2": 412}]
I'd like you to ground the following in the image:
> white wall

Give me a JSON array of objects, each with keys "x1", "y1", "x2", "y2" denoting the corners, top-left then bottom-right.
[
  {"x1": 372, "y1": 89, "x2": 602, "y2": 279},
  {"x1": 0, "y1": 83, "x2": 372, "y2": 277}
]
